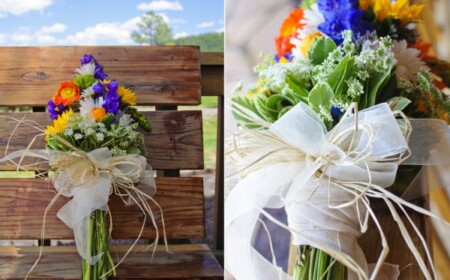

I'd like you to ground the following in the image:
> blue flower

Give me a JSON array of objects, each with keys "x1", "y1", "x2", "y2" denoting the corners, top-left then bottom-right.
[
  {"x1": 103, "y1": 91, "x2": 120, "y2": 113},
  {"x1": 48, "y1": 100, "x2": 65, "y2": 120},
  {"x1": 80, "y1": 54, "x2": 94, "y2": 65},
  {"x1": 317, "y1": 0, "x2": 373, "y2": 44},
  {"x1": 331, "y1": 106, "x2": 343, "y2": 125},
  {"x1": 94, "y1": 63, "x2": 108, "y2": 80}
]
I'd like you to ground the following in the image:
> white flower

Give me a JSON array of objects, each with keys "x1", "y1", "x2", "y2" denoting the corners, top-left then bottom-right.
[
  {"x1": 75, "y1": 62, "x2": 96, "y2": 76},
  {"x1": 74, "y1": 133, "x2": 83, "y2": 140},
  {"x1": 79, "y1": 96, "x2": 105, "y2": 120},
  {"x1": 81, "y1": 85, "x2": 95, "y2": 98},
  {"x1": 64, "y1": 128, "x2": 74, "y2": 136},
  {"x1": 96, "y1": 132, "x2": 105, "y2": 142},
  {"x1": 290, "y1": 4, "x2": 325, "y2": 59},
  {"x1": 119, "y1": 113, "x2": 133, "y2": 126},
  {"x1": 392, "y1": 40, "x2": 427, "y2": 87}
]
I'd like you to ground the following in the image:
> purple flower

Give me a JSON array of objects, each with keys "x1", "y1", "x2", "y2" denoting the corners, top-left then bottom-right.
[
  {"x1": 94, "y1": 64, "x2": 108, "y2": 80},
  {"x1": 93, "y1": 83, "x2": 104, "y2": 95},
  {"x1": 103, "y1": 91, "x2": 120, "y2": 113},
  {"x1": 47, "y1": 100, "x2": 65, "y2": 120},
  {"x1": 80, "y1": 54, "x2": 94, "y2": 65},
  {"x1": 274, "y1": 53, "x2": 295, "y2": 63}
]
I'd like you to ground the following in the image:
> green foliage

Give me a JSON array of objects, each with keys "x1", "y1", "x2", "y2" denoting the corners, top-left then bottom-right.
[
  {"x1": 308, "y1": 36, "x2": 337, "y2": 66},
  {"x1": 131, "y1": 11, "x2": 174, "y2": 45},
  {"x1": 308, "y1": 82, "x2": 334, "y2": 111},
  {"x1": 174, "y1": 32, "x2": 224, "y2": 52}
]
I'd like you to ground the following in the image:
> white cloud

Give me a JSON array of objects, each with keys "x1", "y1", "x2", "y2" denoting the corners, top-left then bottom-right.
[
  {"x1": 174, "y1": 32, "x2": 188, "y2": 39},
  {"x1": 39, "y1": 23, "x2": 67, "y2": 34},
  {"x1": 0, "y1": 0, "x2": 53, "y2": 16},
  {"x1": 196, "y1": 21, "x2": 215, "y2": 29},
  {"x1": 36, "y1": 34, "x2": 57, "y2": 44},
  {"x1": 64, "y1": 17, "x2": 140, "y2": 45},
  {"x1": 137, "y1": 1, "x2": 183, "y2": 11},
  {"x1": 216, "y1": 28, "x2": 224, "y2": 33},
  {"x1": 11, "y1": 27, "x2": 33, "y2": 45}
]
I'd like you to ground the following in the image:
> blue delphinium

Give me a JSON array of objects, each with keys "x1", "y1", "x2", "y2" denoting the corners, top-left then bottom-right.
[
  {"x1": 317, "y1": 0, "x2": 373, "y2": 44},
  {"x1": 80, "y1": 54, "x2": 108, "y2": 80}
]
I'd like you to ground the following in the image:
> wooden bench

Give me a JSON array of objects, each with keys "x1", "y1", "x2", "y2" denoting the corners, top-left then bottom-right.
[{"x1": 0, "y1": 46, "x2": 224, "y2": 279}]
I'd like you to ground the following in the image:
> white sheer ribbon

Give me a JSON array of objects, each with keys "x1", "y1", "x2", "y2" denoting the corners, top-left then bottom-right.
[{"x1": 226, "y1": 102, "x2": 449, "y2": 280}]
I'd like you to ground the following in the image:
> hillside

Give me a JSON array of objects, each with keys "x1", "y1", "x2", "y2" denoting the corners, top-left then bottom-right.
[{"x1": 175, "y1": 32, "x2": 224, "y2": 52}]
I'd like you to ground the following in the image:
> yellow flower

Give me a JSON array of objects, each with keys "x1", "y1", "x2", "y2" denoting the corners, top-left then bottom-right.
[
  {"x1": 45, "y1": 109, "x2": 74, "y2": 141},
  {"x1": 91, "y1": 107, "x2": 106, "y2": 121},
  {"x1": 300, "y1": 32, "x2": 322, "y2": 58},
  {"x1": 363, "y1": 0, "x2": 424, "y2": 25},
  {"x1": 117, "y1": 86, "x2": 137, "y2": 105}
]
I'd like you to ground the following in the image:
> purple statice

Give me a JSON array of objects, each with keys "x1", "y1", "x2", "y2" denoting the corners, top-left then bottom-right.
[
  {"x1": 48, "y1": 100, "x2": 65, "y2": 120},
  {"x1": 103, "y1": 91, "x2": 120, "y2": 113},
  {"x1": 80, "y1": 54, "x2": 108, "y2": 80},
  {"x1": 317, "y1": 0, "x2": 373, "y2": 44}
]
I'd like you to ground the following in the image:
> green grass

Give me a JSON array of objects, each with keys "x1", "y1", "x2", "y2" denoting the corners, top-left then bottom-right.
[
  {"x1": 201, "y1": 96, "x2": 218, "y2": 108},
  {"x1": 203, "y1": 115, "x2": 217, "y2": 169}
]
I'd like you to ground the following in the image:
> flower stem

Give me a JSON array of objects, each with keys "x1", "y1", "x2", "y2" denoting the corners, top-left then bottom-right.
[{"x1": 83, "y1": 214, "x2": 95, "y2": 279}]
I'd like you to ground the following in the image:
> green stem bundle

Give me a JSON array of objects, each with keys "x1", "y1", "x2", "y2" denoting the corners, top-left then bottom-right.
[
  {"x1": 82, "y1": 210, "x2": 116, "y2": 280},
  {"x1": 293, "y1": 245, "x2": 346, "y2": 280}
]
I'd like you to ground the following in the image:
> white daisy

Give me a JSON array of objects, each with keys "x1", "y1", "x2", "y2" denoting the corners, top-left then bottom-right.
[
  {"x1": 79, "y1": 96, "x2": 105, "y2": 120},
  {"x1": 290, "y1": 4, "x2": 325, "y2": 59},
  {"x1": 392, "y1": 40, "x2": 427, "y2": 87},
  {"x1": 81, "y1": 85, "x2": 95, "y2": 98},
  {"x1": 75, "y1": 62, "x2": 96, "y2": 76}
]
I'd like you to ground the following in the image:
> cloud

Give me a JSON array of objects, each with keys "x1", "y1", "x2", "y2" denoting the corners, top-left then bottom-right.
[
  {"x1": 0, "y1": 0, "x2": 53, "y2": 16},
  {"x1": 11, "y1": 27, "x2": 33, "y2": 45},
  {"x1": 216, "y1": 28, "x2": 224, "y2": 33},
  {"x1": 174, "y1": 32, "x2": 188, "y2": 39},
  {"x1": 196, "y1": 21, "x2": 215, "y2": 29},
  {"x1": 137, "y1": 1, "x2": 183, "y2": 11},
  {"x1": 64, "y1": 17, "x2": 140, "y2": 45},
  {"x1": 39, "y1": 23, "x2": 67, "y2": 34}
]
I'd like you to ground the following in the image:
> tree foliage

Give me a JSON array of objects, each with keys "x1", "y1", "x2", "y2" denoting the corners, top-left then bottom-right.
[
  {"x1": 131, "y1": 11, "x2": 174, "y2": 45},
  {"x1": 175, "y1": 32, "x2": 224, "y2": 52}
]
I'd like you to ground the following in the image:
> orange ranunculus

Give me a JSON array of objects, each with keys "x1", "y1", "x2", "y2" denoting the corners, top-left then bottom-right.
[
  {"x1": 275, "y1": 34, "x2": 296, "y2": 58},
  {"x1": 92, "y1": 107, "x2": 106, "y2": 121},
  {"x1": 54, "y1": 81, "x2": 80, "y2": 106}
]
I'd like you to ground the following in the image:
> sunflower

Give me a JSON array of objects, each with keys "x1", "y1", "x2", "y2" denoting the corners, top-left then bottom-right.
[
  {"x1": 45, "y1": 108, "x2": 74, "y2": 140},
  {"x1": 360, "y1": 0, "x2": 424, "y2": 25},
  {"x1": 117, "y1": 86, "x2": 137, "y2": 105}
]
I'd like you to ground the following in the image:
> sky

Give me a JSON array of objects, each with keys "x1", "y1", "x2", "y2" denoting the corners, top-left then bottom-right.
[{"x1": 0, "y1": 0, "x2": 224, "y2": 46}]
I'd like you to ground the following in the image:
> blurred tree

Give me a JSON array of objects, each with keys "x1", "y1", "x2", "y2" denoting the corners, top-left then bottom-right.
[
  {"x1": 175, "y1": 32, "x2": 224, "y2": 52},
  {"x1": 131, "y1": 11, "x2": 174, "y2": 45}
]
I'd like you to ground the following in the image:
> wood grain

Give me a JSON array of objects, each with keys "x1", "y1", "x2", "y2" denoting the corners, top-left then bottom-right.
[
  {"x1": 0, "y1": 46, "x2": 201, "y2": 106},
  {"x1": 0, "y1": 177, "x2": 205, "y2": 239},
  {"x1": 0, "y1": 244, "x2": 223, "y2": 279},
  {"x1": 0, "y1": 111, "x2": 204, "y2": 171},
  {"x1": 200, "y1": 53, "x2": 223, "y2": 97}
]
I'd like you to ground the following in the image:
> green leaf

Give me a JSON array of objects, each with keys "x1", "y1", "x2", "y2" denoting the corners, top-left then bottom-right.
[
  {"x1": 101, "y1": 113, "x2": 115, "y2": 130},
  {"x1": 327, "y1": 55, "x2": 355, "y2": 96},
  {"x1": 278, "y1": 105, "x2": 293, "y2": 119},
  {"x1": 387, "y1": 97, "x2": 411, "y2": 111},
  {"x1": 127, "y1": 147, "x2": 141, "y2": 154},
  {"x1": 308, "y1": 36, "x2": 337, "y2": 66},
  {"x1": 308, "y1": 82, "x2": 334, "y2": 110},
  {"x1": 367, "y1": 71, "x2": 392, "y2": 107}
]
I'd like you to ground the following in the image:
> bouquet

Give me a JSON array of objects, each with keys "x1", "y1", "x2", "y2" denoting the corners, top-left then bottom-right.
[
  {"x1": 226, "y1": 0, "x2": 450, "y2": 279},
  {"x1": 3, "y1": 54, "x2": 161, "y2": 280}
]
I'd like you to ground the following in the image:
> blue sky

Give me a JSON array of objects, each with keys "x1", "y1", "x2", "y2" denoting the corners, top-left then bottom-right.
[{"x1": 0, "y1": 0, "x2": 224, "y2": 46}]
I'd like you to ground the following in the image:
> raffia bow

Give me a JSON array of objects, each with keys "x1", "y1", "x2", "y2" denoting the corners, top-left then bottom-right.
[{"x1": 226, "y1": 102, "x2": 448, "y2": 280}]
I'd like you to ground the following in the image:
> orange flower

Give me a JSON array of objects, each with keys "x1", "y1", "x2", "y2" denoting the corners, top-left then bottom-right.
[
  {"x1": 54, "y1": 81, "x2": 80, "y2": 106},
  {"x1": 92, "y1": 107, "x2": 106, "y2": 121},
  {"x1": 275, "y1": 8, "x2": 305, "y2": 57}
]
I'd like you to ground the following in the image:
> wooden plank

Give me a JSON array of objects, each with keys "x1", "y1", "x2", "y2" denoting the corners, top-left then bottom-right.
[
  {"x1": 0, "y1": 244, "x2": 223, "y2": 279},
  {"x1": 0, "y1": 111, "x2": 204, "y2": 171},
  {"x1": 201, "y1": 53, "x2": 224, "y2": 97},
  {"x1": 0, "y1": 177, "x2": 205, "y2": 239},
  {"x1": 0, "y1": 46, "x2": 201, "y2": 106}
]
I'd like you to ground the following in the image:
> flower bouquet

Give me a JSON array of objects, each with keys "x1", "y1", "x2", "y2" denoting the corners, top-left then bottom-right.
[
  {"x1": 226, "y1": 0, "x2": 450, "y2": 279},
  {"x1": 1, "y1": 54, "x2": 161, "y2": 280}
]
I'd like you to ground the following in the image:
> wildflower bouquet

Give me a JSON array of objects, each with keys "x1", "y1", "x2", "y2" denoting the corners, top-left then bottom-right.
[
  {"x1": 31, "y1": 54, "x2": 155, "y2": 280},
  {"x1": 226, "y1": 1, "x2": 450, "y2": 279}
]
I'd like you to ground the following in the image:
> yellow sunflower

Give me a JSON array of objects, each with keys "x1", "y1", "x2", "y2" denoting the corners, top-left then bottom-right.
[
  {"x1": 117, "y1": 86, "x2": 137, "y2": 105},
  {"x1": 360, "y1": 0, "x2": 424, "y2": 25},
  {"x1": 45, "y1": 109, "x2": 74, "y2": 141}
]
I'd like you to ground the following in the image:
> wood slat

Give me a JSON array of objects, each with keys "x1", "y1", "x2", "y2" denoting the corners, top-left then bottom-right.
[
  {"x1": 0, "y1": 177, "x2": 205, "y2": 239},
  {"x1": 0, "y1": 46, "x2": 201, "y2": 106},
  {"x1": 0, "y1": 244, "x2": 223, "y2": 279},
  {"x1": 200, "y1": 53, "x2": 224, "y2": 97},
  {"x1": 0, "y1": 111, "x2": 204, "y2": 171}
]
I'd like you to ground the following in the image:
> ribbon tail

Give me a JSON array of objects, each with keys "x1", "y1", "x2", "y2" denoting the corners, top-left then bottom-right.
[{"x1": 226, "y1": 162, "x2": 310, "y2": 280}]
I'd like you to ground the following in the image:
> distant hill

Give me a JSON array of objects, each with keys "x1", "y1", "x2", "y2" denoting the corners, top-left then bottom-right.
[{"x1": 175, "y1": 32, "x2": 224, "y2": 52}]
